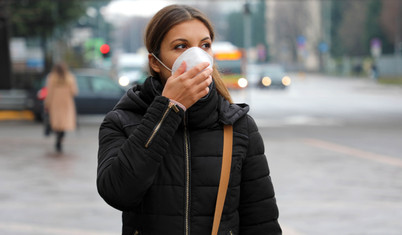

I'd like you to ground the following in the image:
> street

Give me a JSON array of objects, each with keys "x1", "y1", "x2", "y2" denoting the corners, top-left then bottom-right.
[{"x1": 1, "y1": 73, "x2": 402, "y2": 235}]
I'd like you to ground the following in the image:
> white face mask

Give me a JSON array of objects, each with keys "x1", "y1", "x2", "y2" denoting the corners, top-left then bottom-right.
[{"x1": 152, "y1": 47, "x2": 213, "y2": 75}]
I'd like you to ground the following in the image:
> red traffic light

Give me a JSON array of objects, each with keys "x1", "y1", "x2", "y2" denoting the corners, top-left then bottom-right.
[{"x1": 100, "y1": 44, "x2": 110, "y2": 54}]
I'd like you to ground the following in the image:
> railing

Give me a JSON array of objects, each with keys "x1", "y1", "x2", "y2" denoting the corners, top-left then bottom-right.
[
  {"x1": 378, "y1": 55, "x2": 402, "y2": 77},
  {"x1": 0, "y1": 89, "x2": 30, "y2": 110}
]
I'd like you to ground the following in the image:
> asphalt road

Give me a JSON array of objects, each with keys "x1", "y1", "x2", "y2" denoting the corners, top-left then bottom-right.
[
  {"x1": 0, "y1": 73, "x2": 401, "y2": 235},
  {"x1": 234, "y1": 74, "x2": 402, "y2": 235}
]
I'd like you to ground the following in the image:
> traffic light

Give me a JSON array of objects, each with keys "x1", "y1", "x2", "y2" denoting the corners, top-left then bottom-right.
[{"x1": 100, "y1": 43, "x2": 110, "y2": 58}]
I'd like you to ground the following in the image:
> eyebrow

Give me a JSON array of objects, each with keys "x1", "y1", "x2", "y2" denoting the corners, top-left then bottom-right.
[
  {"x1": 200, "y1": 37, "x2": 211, "y2": 41},
  {"x1": 170, "y1": 37, "x2": 211, "y2": 45}
]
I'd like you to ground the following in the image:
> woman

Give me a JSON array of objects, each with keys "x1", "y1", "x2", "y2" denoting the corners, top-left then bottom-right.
[
  {"x1": 97, "y1": 4, "x2": 281, "y2": 235},
  {"x1": 44, "y1": 62, "x2": 78, "y2": 152}
]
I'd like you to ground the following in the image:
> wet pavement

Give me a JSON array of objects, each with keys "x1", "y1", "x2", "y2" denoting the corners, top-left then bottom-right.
[
  {"x1": 2, "y1": 118, "x2": 402, "y2": 235},
  {"x1": 1, "y1": 74, "x2": 402, "y2": 235},
  {"x1": 0, "y1": 119, "x2": 121, "y2": 235}
]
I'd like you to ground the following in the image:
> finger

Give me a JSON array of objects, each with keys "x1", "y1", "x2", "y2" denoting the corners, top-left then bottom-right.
[
  {"x1": 196, "y1": 82, "x2": 211, "y2": 99},
  {"x1": 185, "y1": 62, "x2": 210, "y2": 78},
  {"x1": 193, "y1": 75, "x2": 212, "y2": 96},
  {"x1": 196, "y1": 74, "x2": 212, "y2": 86},
  {"x1": 206, "y1": 75, "x2": 213, "y2": 86},
  {"x1": 192, "y1": 68, "x2": 212, "y2": 85},
  {"x1": 172, "y1": 61, "x2": 187, "y2": 78}
]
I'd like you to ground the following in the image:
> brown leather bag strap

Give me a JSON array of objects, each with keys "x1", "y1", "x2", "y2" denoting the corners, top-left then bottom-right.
[{"x1": 212, "y1": 125, "x2": 233, "y2": 235}]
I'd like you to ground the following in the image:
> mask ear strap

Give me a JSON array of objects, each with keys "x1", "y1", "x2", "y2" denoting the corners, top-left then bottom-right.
[{"x1": 151, "y1": 53, "x2": 172, "y2": 72}]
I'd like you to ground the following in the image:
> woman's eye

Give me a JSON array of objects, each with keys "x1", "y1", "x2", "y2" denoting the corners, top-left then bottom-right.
[
  {"x1": 175, "y1": 44, "x2": 186, "y2": 49},
  {"x1": 201, "y1": 43, "x2": 211, "y2": 49}
]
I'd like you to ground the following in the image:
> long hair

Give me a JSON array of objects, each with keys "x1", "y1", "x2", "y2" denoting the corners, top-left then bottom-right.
[
  {"x1": 51, "y1": 62, "x2": 68, "y2": 83},
  {"x1": 144, "y1": 4, "x2": 233, "y2": 103}
]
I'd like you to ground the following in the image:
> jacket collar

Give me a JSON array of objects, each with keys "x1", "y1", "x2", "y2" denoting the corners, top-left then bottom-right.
[{"x1": 114, "y1": 76, "x2": 249, "y2": 127}]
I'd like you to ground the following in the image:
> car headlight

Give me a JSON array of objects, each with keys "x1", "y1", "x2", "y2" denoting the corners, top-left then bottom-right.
[
  {"x1": 282, "y1": 76, "x2": 291, "y2": 86},
  {"x1": 262, "y1": 76, "x2": 272, "y2": 87},
  {"x1": 119, "y1": 76, "x2": 130, "y2": 87},
  {"x1": 238, "y1": 77, "x2": 248, "y2": 88}
]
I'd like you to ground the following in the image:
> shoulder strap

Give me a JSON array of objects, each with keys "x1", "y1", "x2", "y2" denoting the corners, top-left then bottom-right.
[{"x1": 212, "y1": 125, "x2": 233, "y2": 235}]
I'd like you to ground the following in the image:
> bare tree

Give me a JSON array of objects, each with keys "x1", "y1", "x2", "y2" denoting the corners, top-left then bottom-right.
[
  {"x1": 380, "y1": 0, "x2": 402, "y2": 49},
  {"x1": 273, "y1": 1, "x2": 311, "y2": 62},
  {"x1": 337, "y1": 0, "x2": 368, "y2": 56}
]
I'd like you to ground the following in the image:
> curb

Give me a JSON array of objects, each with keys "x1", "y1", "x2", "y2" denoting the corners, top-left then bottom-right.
[{"x1": 0, "y1": 110, "x2": 34, "y2": 121}]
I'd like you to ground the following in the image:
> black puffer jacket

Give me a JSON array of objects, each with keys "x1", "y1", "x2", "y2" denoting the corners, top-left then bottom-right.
[{"x1": 97, "y1": 76, "x2": 281, "y2": 235}]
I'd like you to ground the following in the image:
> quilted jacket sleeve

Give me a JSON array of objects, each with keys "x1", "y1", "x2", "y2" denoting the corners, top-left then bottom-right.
[
  {"x1": 239, "y1": 115, "x2": 282, "y2": 234},
  {"x1": 97, "y1": 96, "x2": 184, "y2": 211}
]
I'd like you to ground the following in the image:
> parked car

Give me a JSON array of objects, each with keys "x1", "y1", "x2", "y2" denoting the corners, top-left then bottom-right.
[
  {"x1": 30, "y1": 69, "x2": 126, "y2": 121},
  {"x1": 116, "y1": 53, "x2": 148, "y2": 88},
  {"x1": 257, "y1": 64, "x2": 291, "y2": 89},
  {"x1": 248, "y1": 64, "x2": 291, "y2": 89}
]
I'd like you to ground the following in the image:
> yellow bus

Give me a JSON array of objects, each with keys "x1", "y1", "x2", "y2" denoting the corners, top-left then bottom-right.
[{"x1": 213, "y1": 42, "x2": 248, "y2": 89}]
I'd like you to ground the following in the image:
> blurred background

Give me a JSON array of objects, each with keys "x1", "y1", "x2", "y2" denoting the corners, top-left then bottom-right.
[
  {"x1": 0, "y1": 0, "x2": 401, "y2": 91},
  {"x1": 0, "y1": 0, "x2": 401, "y2": 235}
]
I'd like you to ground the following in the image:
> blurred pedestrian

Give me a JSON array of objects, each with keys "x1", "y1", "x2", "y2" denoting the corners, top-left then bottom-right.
[
  {"x1": 97, "y1": 4, "x2": 281, "y2": 235},
  {"x1": 371, "y1": 62, "x2": 378, "y2": 81},
  {"x1": 44, "y1": 62, "x2": 78, "y2": 152}
]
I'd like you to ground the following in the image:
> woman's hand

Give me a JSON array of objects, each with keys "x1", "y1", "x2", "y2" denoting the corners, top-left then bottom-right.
[{"x1": 162, "y1": 61, "x2": 213, "y2": 109}]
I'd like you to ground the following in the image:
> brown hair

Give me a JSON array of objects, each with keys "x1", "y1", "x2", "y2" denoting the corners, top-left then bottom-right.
[
  {"x1": 51, "y1": 62, "x2": 69, "y2": 83},
  {"x1": 144, "y1": 4, "x2": 233, "y2": 103}
]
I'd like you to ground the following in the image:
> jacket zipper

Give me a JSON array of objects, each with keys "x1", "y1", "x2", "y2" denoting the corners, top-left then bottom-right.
[
  {"x1": 184, "y1": 114, "x2": 190, "y2": 235},
  {"x1": 145, "y1": 101, "x2": 179, "y2": 148}
]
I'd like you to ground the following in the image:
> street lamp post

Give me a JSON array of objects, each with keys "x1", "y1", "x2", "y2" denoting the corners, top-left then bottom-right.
[
  {"x1": 244, "y1": 0, "x2": 251, "y2": 68},
  {"x1": 395, "y1": 1, "x2": 402, "y2": 76},
  {"x1": 243, "y1": 0, "x2": 252, "y2": 104}
]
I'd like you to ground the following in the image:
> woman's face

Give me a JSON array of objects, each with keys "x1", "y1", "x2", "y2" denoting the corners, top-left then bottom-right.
[{"x1": 151, "y1": 19, "x2": 213, "y2": 82}]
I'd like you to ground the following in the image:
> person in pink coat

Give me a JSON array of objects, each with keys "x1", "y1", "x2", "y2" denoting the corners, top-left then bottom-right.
[{"x1": 44, "y1": 62, "x2": 78, "y2": 152}]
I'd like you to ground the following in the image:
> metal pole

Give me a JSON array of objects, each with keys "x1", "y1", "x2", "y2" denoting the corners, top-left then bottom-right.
[
  {"x1": 243, "y1": 0, "x2": 252, "y2": 103},
  {"x1": 244, "y1": 0, "x2": 251, "y2": 67},
  {"x1": 325, "y1": 0, "x2": 331, "y2": 73},
  {"x1": 395, "y1": 1, "x2": 402, "y2": 75}
]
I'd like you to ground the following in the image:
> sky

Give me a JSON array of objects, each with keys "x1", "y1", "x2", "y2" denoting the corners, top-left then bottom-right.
[
  {"x1": 102, "y1": 0, "x2": 242, "y2": 23},
  {"x1": 103, "y1": 0, "x2": 173, "y2": 19}
]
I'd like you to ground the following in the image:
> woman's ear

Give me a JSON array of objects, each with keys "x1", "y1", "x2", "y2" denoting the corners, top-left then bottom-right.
[{"x1": 148, "y1": 54, "x2": 161, "y2": 73}]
